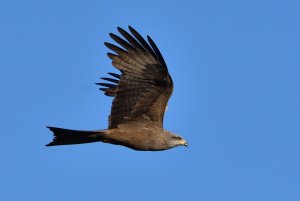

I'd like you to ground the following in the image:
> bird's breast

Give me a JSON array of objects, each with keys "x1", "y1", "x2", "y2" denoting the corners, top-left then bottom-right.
[{"x1": 105, "y1": 127, "x2": 168, "y2": 151}]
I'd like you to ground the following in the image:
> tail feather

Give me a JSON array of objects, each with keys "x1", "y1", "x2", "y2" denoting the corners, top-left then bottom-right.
[{"x1": 46, "y1": 127, "x2": 104, "y2": 146}]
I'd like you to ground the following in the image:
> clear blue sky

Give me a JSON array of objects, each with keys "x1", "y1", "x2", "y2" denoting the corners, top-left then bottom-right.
[{"x1": 1, "y1": 0, "x2": 299, "y2": 200}]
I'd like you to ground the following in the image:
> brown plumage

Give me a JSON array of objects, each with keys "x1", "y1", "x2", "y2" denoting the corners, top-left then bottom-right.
[{"x1": 46, "y1": 26, "x2": 187, "y2": 151}]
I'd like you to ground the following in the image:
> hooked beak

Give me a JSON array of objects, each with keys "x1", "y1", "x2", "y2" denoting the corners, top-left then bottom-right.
[{"x1": 181, "y1": 140, "x2": 188, "y2": 147}]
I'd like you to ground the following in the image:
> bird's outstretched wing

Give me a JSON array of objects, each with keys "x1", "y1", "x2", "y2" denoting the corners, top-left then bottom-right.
[{"x1": 97, "y1": 26, "x2": 173, "y2": 129}]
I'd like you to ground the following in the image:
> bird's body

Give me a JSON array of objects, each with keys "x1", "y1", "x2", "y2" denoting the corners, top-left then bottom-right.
[
  {"x1": 105, "y1": 123, "x2": 183, "y2": 151},
  {"x1": 48, "y1": 122, "x2": 185, "y2": 151},
  {"x1": 47, "y1": 26, "x2": 187, "y2": 151}
]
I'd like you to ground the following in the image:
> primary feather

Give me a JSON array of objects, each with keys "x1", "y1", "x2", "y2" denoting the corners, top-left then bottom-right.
[{"x1": 99, "y1": 26, "x2": 174, "y2": 129}]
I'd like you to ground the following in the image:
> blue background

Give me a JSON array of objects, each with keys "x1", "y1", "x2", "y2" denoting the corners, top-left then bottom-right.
[{"x1": 1, "y1": 0, "x2": 299, "y2": 200}]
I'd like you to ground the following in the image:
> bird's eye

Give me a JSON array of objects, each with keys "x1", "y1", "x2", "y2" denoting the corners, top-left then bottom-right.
[{"x1": 172, "y1": 136, "x2": 182, "y2": 140}]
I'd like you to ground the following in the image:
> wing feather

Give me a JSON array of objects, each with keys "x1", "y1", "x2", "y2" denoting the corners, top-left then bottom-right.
[
  {"x1": 99, "y1": 26, "x2": 173, "y2": 129},
  {"x1": 117, "y1": 27, "x2": 145, "y2": 50},
  {"x1": 128, "y1": 26, "x2": 157, "y2": 59}
]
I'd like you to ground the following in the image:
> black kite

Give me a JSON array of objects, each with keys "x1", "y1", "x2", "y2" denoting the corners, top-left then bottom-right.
[{"x1": 47, "y1": 26, "x2": 188, "y2": 151}]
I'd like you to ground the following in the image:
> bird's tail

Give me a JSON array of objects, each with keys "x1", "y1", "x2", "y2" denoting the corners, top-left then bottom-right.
[{"x1": 46, "y1": 126, "x2": 105, "y2": 146}]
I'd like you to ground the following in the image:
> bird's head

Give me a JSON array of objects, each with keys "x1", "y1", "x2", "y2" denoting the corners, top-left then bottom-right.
[{"x1": 166, "y1": 133, "x2": 188, "y2": 148}]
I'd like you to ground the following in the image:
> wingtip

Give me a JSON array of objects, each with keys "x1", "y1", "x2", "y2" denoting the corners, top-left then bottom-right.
[
  {"x1": 128, "y1": 25, "x2": 135, "y2": 33},
  {"x1": 104, "y1": 42, "x2": 109, "y2": 47},
  {"x1": 101, "y1": 77, "x2": 119, "y2": 84},
  {"x1": 108, "y1": 72, "x2": 121, "y2": 79},
  {"x1": 147, "y1": 35, "x2": 153, "y2": 42},
  {"x1": 109, "y1": 33, "x2": 117, "y2": 39},
  {"x1": 117, "y1": 26, "x2": 127, "y2": 35},
  {"x1": 107, "y1": 52, "x2": 115, "y2": 59}
]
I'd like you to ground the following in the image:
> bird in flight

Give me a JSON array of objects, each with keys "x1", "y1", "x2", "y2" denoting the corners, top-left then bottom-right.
[{"x1": 46, "y1": 26, "x2": 188, "y2": 151}]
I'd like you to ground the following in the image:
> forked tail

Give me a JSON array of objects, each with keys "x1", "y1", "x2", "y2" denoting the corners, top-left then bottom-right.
[{"x1": 46, "y1": 127, "x2": 105, "y2": 146}]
